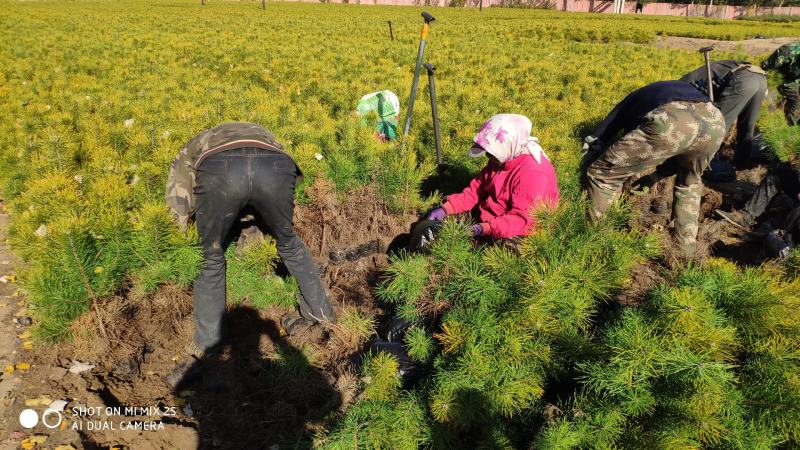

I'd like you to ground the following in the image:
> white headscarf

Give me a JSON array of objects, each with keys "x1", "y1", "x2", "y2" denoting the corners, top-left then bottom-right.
[{"x1": 468, "y1": 114, "x2": 548, "y2": 164}]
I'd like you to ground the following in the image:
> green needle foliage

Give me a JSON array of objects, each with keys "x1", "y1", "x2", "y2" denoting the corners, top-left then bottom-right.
[
  {"x1": 226, "y1": 238, "x2": 299, "y2": 309},
  {"x1": 128, "y1": 202, "x2": 203, "y2": 297},
  {"x1": 324, "y1": 199, "x2": 661, "y2": 448},
  {"x1": 542, "y1": 259, "x2": 800, "y2": 448}
]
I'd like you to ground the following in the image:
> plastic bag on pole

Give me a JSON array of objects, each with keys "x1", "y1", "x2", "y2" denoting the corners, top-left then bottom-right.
[{"x1": 356, "y1": 90, "x2": 400, "y2": 141}]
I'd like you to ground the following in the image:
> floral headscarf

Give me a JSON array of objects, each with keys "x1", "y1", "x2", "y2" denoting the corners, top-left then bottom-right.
[{"x1": 468, "y1": 114, "x2": 548, "y2": 164}]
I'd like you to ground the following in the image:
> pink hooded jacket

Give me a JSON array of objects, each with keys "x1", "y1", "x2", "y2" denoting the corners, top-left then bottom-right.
[{"x1": 442, "y1": 115, "x2": 560, "y2": 239}]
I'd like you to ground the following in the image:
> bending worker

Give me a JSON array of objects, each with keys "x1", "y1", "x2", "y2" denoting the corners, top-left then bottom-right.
[
  {"x1": 166, "y1": 122, "x2": 335, "y2": 360},
  {"x1": 762, "y1": 41, "x2": 800, "y2": 126},
  {"x1": 417, "y1": 114, "x2": 559, "y2": 250},
  {"x1": 583, "y1": 80, "x2": 725, "y2": 256},
  {"x1": 680, "y1": 60, "x2": 768, "y2": 173}
]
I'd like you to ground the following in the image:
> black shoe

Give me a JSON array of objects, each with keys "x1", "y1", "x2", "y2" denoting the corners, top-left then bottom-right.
[
  {"x1": 280, "y1": 311, "x2": 317, "y2": 336},
  {"x1": 703, "y1": 158, "x2": 737, "y2": 183},
  {"x1": 164, "y1": 359, "x2": 203, "y2": 391}
]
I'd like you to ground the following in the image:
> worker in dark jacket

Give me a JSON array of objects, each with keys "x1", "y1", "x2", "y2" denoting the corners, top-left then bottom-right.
[
  {"x1": 166, "y1": 123, "x2": 335, "y2": 360},
  {"x1": 716, "y1": 163, "x2": 800, "y2": 259},
  {"x1": 583, "y1": 80, "x2": 725, "y2": 256},
  {"x1": 681, "y1": 60, "x2": 768, "y2": 172},
  {"x1": 762, "y1": 41, "x2": 800, "y2": 126}
]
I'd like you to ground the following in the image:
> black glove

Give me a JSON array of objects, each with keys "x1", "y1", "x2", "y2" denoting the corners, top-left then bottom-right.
[
  {"x1": 580, "y1": 135, "x2": 605, "y2": 171},
  {"x1": 582, "y1": 135, "x2": 605, "y2": 155}
]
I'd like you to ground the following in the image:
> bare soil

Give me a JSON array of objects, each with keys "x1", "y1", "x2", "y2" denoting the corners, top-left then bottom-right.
[
  {"x1": 653, "y1": 35, "x2": 797, "y2": 57},
  {"x1": 0, "y1": 181, "x2": 416, "y2": 450}
]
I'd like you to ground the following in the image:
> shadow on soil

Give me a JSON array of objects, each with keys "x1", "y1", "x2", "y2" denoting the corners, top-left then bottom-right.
[
  {"x1": 172, "y1": 306, "x2": 341, "y2": 449},
  {"x1": 420, "y1": 160, "x2": 476, "y2": 199}
]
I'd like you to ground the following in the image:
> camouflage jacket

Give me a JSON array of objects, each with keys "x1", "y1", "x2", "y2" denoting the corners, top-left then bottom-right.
[
  {"x1": 763, "y1": 42, "x2": 800, "y2": 82},
  {"x1": 165, "y1": 122, "x2": 301, "y2": 229}
]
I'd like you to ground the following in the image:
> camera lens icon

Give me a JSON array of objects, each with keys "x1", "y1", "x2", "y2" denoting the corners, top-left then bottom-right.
[
  {"x1": 19, "y1": 408, "x2": 62, "y2": 429},
  {"x1": 42, "y1": 408, "x2": 63, "y2": 429}
]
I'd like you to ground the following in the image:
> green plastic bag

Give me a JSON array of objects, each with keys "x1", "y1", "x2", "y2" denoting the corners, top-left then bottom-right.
[{"x1": 356, "y1": 90, "x2": 400, "y2": 141}]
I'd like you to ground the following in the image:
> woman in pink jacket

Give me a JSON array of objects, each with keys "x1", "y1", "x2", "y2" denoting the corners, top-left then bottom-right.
[{"x1": 414, "y1": 114, "x2": 559, "y2": 249}]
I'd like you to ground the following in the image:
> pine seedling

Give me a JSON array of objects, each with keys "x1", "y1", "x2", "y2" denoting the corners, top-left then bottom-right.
[
  {"x1": 533, "y1": 418, "x2": 583, "y2": 450},
  {"x1": 27, "y1": 215, "x2": 131, "y2": 340},
  {"x1": 318, "y1": 392, "x2": 430, "y2": 450},
  {"x1": 429, "y1": 219, "x2": 478, "y2": 273},
  {"x1": 128, "y1": 202, "x2": 202, "y2": 296},
  {"x1": 362, "y1": 351, "x2": 402, "y2": 403},
  {"x1": 273, "y1": 341, "x2": 317, "y2": 378},
  {"x1": 226, "y1": 239, "x2": 298, "y2": 308},
  {"x1": 331, "y1": 306, "x2": 377, "y2": 350},
  {"x1": 376, "y1": 251, "x2": 429, "y2": 307},
  {"x1": 376, "y1": 143, "x2": 436, "y2": 212},
  {"x1": 649, "y1": 285, "x2": 738, "y2": 360},
  {"x1": 405, "y1": 326, "x2": 435, "y2": 363},
  {"x1": 579, "y1": 309, "x2": 662, "y2": 418}
]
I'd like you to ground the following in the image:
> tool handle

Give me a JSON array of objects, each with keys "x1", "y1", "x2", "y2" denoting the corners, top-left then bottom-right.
[{"x1": 424, "y1": 62, "x2": 436, "y2": 74}]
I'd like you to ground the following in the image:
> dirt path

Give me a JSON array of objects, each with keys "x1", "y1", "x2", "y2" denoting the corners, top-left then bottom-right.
[
  {"x1": 0, "y1": 204, "x2": 28, "y2": 446},
  {"x1": 654, "y1": 35, "x2": 797, "y2": 57}
]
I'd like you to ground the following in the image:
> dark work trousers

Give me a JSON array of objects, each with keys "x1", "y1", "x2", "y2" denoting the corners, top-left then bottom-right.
[
  {"x1": 192, "y1": 147, "x2": 334, "y2": 351},
  {"x1": 717, "y1": 71, "x2": 767, "y2": 167}
]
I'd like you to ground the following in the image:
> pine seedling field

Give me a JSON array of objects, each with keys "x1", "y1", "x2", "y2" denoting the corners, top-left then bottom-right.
[{"x1": 0, "y1": 1, "x2": 799, "y2": 447}]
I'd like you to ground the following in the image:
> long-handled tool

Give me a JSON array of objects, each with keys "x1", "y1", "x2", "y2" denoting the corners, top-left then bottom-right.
[
  {"x1": 403, "y1": 12, "x2": 436, "y2": 137},
  {"x1": 699, "y1": 46, "x2": 715, "y2": 102},
  {"x1": 424, "y1": 62, "x2": 442, "y2": 165},
  {"x1": 388, "y1": 20, "x2": 394, "y2": 41}
]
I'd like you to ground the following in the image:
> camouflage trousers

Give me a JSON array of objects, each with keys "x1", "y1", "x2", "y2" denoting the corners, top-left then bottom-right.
[
  {"x1": 587, "y1": 101, "x2": 725, "y2": 252},
  {"x1": 778, "y1": 81, "x2": 800, "y2": 126}
]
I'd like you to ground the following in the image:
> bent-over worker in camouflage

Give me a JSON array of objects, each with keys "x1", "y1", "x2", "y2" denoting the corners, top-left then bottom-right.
[
  {"x1": 762, "y1": 41, "x2": 800, "y2": 126},
  {"x1": 583, "y1": 81, "x2": 725, "y2": 256},
  {"x1": 166, "y1": 122, "x2": 335, "y2": 358}
]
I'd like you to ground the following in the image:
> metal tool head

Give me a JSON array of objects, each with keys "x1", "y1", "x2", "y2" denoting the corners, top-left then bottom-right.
[
  {"x1": 699, "y1": 46, "x2": 714, "y2": 53},
  {"x1": 422, "y1": 12, "x2": 435, "y2": 23},
  {"x1": 423, "y1": 62, "x2": 436, "y2": 74}
]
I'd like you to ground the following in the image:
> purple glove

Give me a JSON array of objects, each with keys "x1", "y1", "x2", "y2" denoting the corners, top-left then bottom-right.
[
  {"x1": 427, "y1": 207, "x2": 446, "y2": 221},
  {"x1": 472, "y1": 224, "x2": 483, "y2": 236}
]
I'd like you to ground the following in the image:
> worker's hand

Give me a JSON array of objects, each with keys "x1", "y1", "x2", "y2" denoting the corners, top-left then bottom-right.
[
  {"x1": 582, "y1": 135, "x2": 604, "y2": 155},
  {"x1": 427, "y1": 207, "x2": 446, "y2": 221},
  {"x1": 472, "y1": 224, "x2": 484, "y2": 236}
]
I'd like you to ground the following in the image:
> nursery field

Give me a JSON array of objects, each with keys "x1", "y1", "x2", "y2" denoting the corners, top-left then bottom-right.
[{"x1": 0, "y1": 1, "x2": 799, "y2": 449}]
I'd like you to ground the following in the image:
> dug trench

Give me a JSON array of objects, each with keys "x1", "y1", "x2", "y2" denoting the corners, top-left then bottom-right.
[{"x1": 0, "y1": 179, "x2": 417, "y2": 449}]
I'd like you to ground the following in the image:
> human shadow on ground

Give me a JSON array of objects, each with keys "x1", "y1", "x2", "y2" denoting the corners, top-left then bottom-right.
[
  {"x1": 171, "y1": 306, "x2": 341, "y2": 449},
  {"x1": 420, "y1": 160, "x2": 476, "y2": 199}
]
